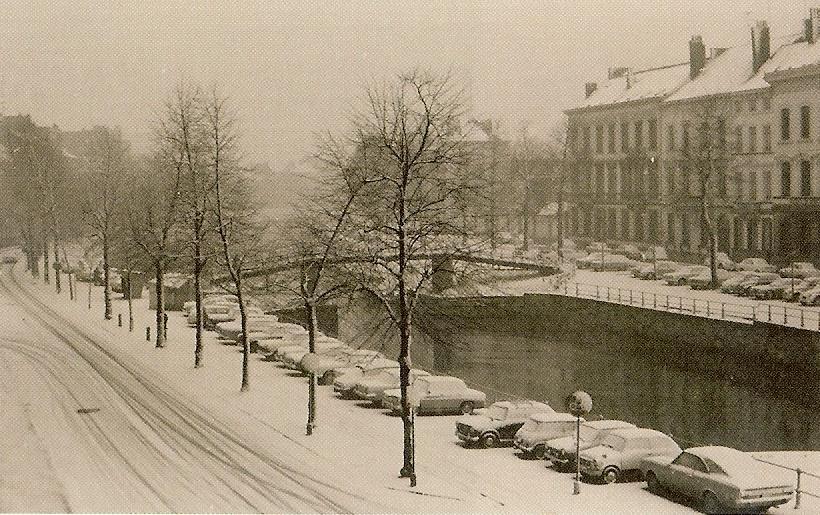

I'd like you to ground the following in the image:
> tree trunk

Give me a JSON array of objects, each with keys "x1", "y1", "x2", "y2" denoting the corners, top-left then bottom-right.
[
  {"x1": 237, "y1": 278, "x2": 250, "y2": 392},
  {"x1": 53, "y1": 240, "x2": 62, "y2": 293},
  {"x1": 87, "y1": 281, "x2": 92, "y2": 309},
  {"x1": 155, "y1": 264, "x2": 165, "y2": 348},
  {"x1": 68, "y1": 271, "x2": 75, "y2": 300},
  {"x1": 42, "y1": 239, "x2": 49, "y2": 284},
  {"x1": 701, "y1": 193, "x2": 718, "y2": 287},
  {"x1": 126, "y1": 270, "x2": 134, "y2": 332},
  {"x1": 397, "y1": 212, "x2": 416, "y2": 486},
  {"x1": 193, "y1": 235, "x2": 204, "y2": 368},
  {"x1": 306, "y1": 300, "x2": 318, "y2": 435},
  {"x1": 103, "y1": 233, "x2": 112, "y2": 320}
]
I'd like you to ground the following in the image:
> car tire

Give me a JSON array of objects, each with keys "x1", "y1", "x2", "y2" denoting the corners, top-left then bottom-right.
[
  {"x1": 320, "y1": 371, "x2": 334, "y2": 385},
  {"x1": 459, "y1": 401, "x2": 475, "y2": 415},
  {"x1": 700, "y1": 491, "x2": 722, "y2": 514},
  {"x1": 479, "y1": 433, "x2": 498, "y2": 449},
  {"x1": 533, "y1": 445, "x2": 547, "y2": 460},
  {"x1": 602, "y1": 466, "x2": 620, "y2": 484},
  {"x1": 646, "y1": 471, "x2": 663, "y2": 494}
]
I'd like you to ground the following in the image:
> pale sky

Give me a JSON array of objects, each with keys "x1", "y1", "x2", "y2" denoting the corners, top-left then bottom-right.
[{"x1": 1, "y1": 0, "x2": 816, "y2": 174}]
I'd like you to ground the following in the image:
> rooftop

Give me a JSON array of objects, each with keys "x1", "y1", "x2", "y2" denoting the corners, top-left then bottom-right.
[{"x1": 571, "y1": 63, "x2": 690, "y2": 111}]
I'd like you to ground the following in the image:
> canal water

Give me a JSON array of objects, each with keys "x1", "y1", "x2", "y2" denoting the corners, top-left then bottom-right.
[{"x1": 338, "y1": 296, "x2": 820, "y2": 452}]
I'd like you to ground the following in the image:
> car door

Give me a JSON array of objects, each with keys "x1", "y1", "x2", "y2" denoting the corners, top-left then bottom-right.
[
  {"x1": 665, "y1": 452, "x2": 708, "y2": 496},
  {"x1": 424, "y1": 382, "x2": 448, "y2": 414}
]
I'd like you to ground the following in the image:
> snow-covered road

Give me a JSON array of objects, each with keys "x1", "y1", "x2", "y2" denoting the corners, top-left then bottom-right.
[{"x1": 0, "y1": 265, "x2": 380, "y2": 513}]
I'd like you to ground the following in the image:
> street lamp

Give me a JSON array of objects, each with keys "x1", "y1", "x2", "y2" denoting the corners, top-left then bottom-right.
[{"x1": 566, "y1": 391, "x2": 593, "y2": 495}]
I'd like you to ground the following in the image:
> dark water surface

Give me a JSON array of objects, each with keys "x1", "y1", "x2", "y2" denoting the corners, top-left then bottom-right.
[{"x1": 338, "y1": 297, "x2": 820, "y2": 452}]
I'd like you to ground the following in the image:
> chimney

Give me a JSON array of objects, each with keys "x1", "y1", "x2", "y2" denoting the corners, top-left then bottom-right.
[
  {"x1": 812, "y1": 8, "x2": 820, "y2": 43},
  {"x1": 607, "y1": 66, "x2": 629, "y2": 79},
  {"x1": 625, "y1": 68, "x2": 634, "y2": 89},
  {"x1": 751, "y1": 20, "x2": 770, "y2": 73},
  {"x1": 689, "y1": 35, "x2": 706, "y2": 79},
  {"x1": 584, "y1": 82, "x2": 598, "y2": 98},
  {"x1": 805, "y1": 18, "x2": 814, "y2": 43}
]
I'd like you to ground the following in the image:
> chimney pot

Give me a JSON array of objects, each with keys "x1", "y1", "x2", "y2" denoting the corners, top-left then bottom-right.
[
  {"x1": 812, "y1": 8, "x2": 820, "y2": 43},
  {"x1": 689, "y1": 35, "x2": 706, "y2": 79},
  {"x1": 608, "y1": 66, "x2": 629, "y2": 79},
  {"x1": 805, "y1": 18, "x2": 814, "y2": 44},
  {"x1": 584, "y1": 82, "x2": 598, "y2": 98},
  {"x1": 751, "y1": 20, "x2": 770, "y2": 73}
]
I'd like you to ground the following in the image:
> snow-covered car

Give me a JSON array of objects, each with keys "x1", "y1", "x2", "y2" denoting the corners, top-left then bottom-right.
[
  {"x1": 735, "y1": 272, "x2": 780, "y2": 296},
  {"x1": 719, "y1": 272, "x2": 760, "y2": 294},
  {"x1": 275, "y1": 339, "x2": 350, "y2": 368},
  {"x1": 750, "y1": 277, "x2": 804, "y2": 300},
  {"x1": 300, "y1": 349, "x2": 387, "y2": 383},
  {"x1": 736, "y1": 257, "x2": 777, "y2": 273},
  {"x1": 632, "y1": 260, "x2": 679, "y2": 280},
  {"x1": 352, "y1": 368, "x2": 430, "y2": 404},
  {"x1": 512, "y1": 412, "x2": 579, "y2": 459},
  {"x1": 799, "y1": 286, "x2": 820, "y2": 306},
  {"x1": 641, "y1": 246, "x2": 669, "y2": 261},
  {"x1": 246, "y1": 322, "x2": 307, "y2": 342},
  {"x1": 615, "y1": 244, "x2": 643, "y2": 261},
  {"x1": 455, "y1": 400, "x2": 553, "y2": 448},
  {"x1": 578, "y1": 427, "x2": 681, "y2": 484},
  {"x1": 584, "y1": 241, "x2": 609, "y2": 254},
  {"x1": 641, "y1": 446, "x2": 795, "y2": 513},
  {"x1": 663, "y1": 265, "x2": 709, "y2": 286},
  {"x1": 778, "y1": 261, "x2": 820, "y2": 278},
  {"x1": 702, "y1": 252, "x2": 737, "y2": 271},
  {"x1": 546, "y1": 420, "x2": 636, "y2": 471},
  {"x1": 197, "y1": 302, "x2": 239, "y2": 328},
  {"x1": 214, "y1": 313, "x2": 276, "y2": 340},
  {"x1": 332, "y1": 360, "x2": 399, "y2": 397},
  {"x1": 687, "y1": 269, "x2": 734, "y2": 290},
  {"x1": 590, "y1": 253, "x2": 637, "y2": 272},
  {"x1": 382, "y1": 376, "x2": 485, "y2": 415},
  {"x1": 785, "y1": 276, "x2": 820, "y2": 302}
]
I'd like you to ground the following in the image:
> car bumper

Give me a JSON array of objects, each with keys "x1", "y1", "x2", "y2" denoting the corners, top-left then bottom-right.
[
  {"x1": 513, "y1": 440, "x2": 536, "y2": 453},
  {"x1": 455, "y1": 430, "x2": 480, "y2": 442},
  {"x1": 730, "y1": 494, "x2": 792, "y2": 510}
]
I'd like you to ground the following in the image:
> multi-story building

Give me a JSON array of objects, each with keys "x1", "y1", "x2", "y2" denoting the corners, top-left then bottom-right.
[{"x1": 565, "y1": 10, "x2": 820, "y2": 265}]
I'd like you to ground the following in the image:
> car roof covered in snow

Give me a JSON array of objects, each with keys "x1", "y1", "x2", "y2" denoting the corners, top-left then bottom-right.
[
  {"x1": 583, "y1": 419, "x2": 635, "y2": 430},
  {"x1": 529, "y1": 412, "x2": 577, "y2": 422}
]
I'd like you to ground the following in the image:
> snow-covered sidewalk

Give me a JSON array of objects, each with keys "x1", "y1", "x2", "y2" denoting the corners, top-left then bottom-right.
[{"x1": 17, "y1": 267, "x2": 819, "y2": 513}]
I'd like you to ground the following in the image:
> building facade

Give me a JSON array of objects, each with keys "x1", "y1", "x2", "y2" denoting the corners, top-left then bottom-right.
[{"x1": 564, "y1": 10, "x2": 820, "y2": 266}]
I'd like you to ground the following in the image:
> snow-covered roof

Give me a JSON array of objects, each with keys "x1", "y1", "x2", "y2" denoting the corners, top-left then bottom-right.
[
  {"x1": 763, "y1": 38, "x2": 820, "y2": 78},
  {"x1": 462, "y1": 119, "x2": 493, "y2": 142},
  {"x1": 571, "y1": 63, "x2": 691, "y2": 110}
]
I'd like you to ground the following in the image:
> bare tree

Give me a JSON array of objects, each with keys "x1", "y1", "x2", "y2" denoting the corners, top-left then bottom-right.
[
  {"x1": 81, "y1": 126, "x2": 132, "y2": 320},
  {"x1": 124, "y1": 153, "x2": 184, "y2": 348},
  {"x1": 204, "y1": 89, "x2": 265, "y2": 392},
  {"x1": 679, "y1": 99, "x2": 733, "y2": 287},
  {"x1": 343, "y1": 69, "x2": 485, "y2": 485}
]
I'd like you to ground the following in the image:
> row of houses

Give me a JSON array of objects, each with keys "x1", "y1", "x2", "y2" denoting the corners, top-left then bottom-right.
[{"x1": 564, "y1": 9, "x2": 820, "y2": 265}]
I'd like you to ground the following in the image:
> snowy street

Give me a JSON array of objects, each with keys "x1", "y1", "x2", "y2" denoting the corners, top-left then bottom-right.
[{"x1": 2, "y1": 262, "x2": 818, "y2": 513}]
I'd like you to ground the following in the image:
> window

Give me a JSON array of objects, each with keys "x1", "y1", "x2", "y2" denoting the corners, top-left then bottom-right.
[
  {"x1": 648, "y1": 211, "x2": 658, "y2": 242},
  {"x1": 749, "y1": 97, "x2": 757, "y2": 112},
  {"x1": 583, "y1": 126, "x2": 591, "y2": 152},
  {"x1": 747, "y1": 219, "x2": 758, "y2": 251},
  {"x1": 763, "y1": 168, "x2": 772, "y2": 199},
  {"x1": 749, "y1": 170, "x2": 758, "y2": 201},
  {"x1": 682, "y1": 122, "x2": 690, "y2": 150},
  {"x1": 733, "y1": 218, "x2": 743, "y2": 249},
  {"x1": 621, "y1": 210, "x2": 630, "y2": 239},
  {"x1": 595, "y1": 164, "x2": 605, "y2": 193},
  {"x1": 570, "y1": 126, "x2": 579, "y2": 153},
  {"x1": 621, "y1": 122, "x2": 629, "y2": 152},
  {"x1": 681, "y1": 214, "x2": 690, "y2": 246},
  {"x1": 763, "y1": 125, "x2": 771, "y2": 152},
  {"x1": 801, "y1": 160, "x2": 811, "y2": 197},
  {"x1": 596, "y1": 125, "x2": 604, "y2": 153},
  {"x1": 667, "y1": 215, "x2": 675, "y2": 244},
  {"x1": 781, "y1": 108, "x2": 790, "y2": 141},
  {"x1": 672, "y1": 453, "x2": 708, "y2": 473},
  {"x1": 648, "y1": 119, "x2": 657, "y2": 150},
  {"x1": 667, "y1": 125, "x2": 675, "y2": 151},
  {"x1": 801, "y1": 106, "x2": 811, "y2": 139},
  {"x1": 635, "y1": 213, "x2": 645, "y2": 241},
  {"x1": 717, "y1": 118, "x2": 727, "y2": 149},
  {"x1": 781, "y1": 161, "x2": 792, "y2": 197},
  {"x1": 762, "y1": 218, "x2": 772, "y2": 252},
  {"x1": 608, "y1": 209, "x2": 616, "y2": 237},
  {"x1": 634, "y1": 120, "x2": 644, "y2": 149},
  {"x1": 608, "y1": 123, "x2": 616, "y2": 154},
  {"x1": 734, "y1": 126, "x2": 743, "y2": 153},
  {"x1": 607, "y1": 164, "x2": 617, "y2": 194},
  {"x1": 748, "y1": 126, "x2": 757, "y2": 153},
  {"x1": 667, "y1": 164, "x2": 675, "y2": 196}
]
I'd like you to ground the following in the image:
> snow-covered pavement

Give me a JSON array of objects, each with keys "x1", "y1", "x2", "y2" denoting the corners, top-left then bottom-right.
[{"x1": 3, "y1": 262, "x2": 818, "y2": 513}]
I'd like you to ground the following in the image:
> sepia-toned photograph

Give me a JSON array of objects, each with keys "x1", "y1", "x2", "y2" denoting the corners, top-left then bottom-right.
[{"x1": 0, "y1": 1, "x2": 818, "y2": 513}]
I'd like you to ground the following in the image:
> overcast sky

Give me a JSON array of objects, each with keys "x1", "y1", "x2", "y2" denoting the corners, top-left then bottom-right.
[{"x1": 1, "y1": 0, "x2": 816, "y2": 174}]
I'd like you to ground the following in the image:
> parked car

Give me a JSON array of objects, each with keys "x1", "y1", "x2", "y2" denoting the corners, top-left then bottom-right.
[
  {"x1": 332, "y1": 361, "x2": 399, "y2": 397},
  {"x1": 632, "y1": 260, "x2": 679, "y2": 280},
  {"x1": 352, "y1": 368, "x2": 430, "y2": 405},
  {"x1": 585, "y1": 241, "x2": 610, "y2": 254},
  {"x1": 736, "y1": 257, "x2": 777, "y2": 273},
  {"x1": 751, "y1": 277, "x2": 805, "y2": 300},
  {"x1": 300, "y1": 349, "x2": 388, "y2": 384},
  {"x1": 276, "y1": 340, "x2": 351, "y2": 369},
  {"x1": 702, "y1": 252, "x2": 737, "y2": 271},
  {"x1": 641, "y1": 246, "x2": 669, "y2": 261},
  {"x1": 618, "y1": 244, "x2": 643, "y2": 261},
  {"x1": 246, "y1": 322, "x2": 308, "y2": 342},
  {"x1": 799, "y1": 286, "x2": 820, "y2": 306},
  {"x1": 719, "y1": 272, "x2": 761, "y2": 294},
  {"x1": 687, "y1": 269, "x2": 734, "y2": 290},
  {"x1": 214, "y1": 313, "x2": 277, "y2": 341},
  {"x1": 641, "y1": 446, "x2": 795, "y2": 514},
  {"x1": 590, "y1": 253, "x2": 636, "y2": 272},
  {"x1": 663, "y1": 265, "x2": 710, "y2": 286},
  {"x1": 786, "y1": 276, "x2": 820, "y2": 302},
  {"x1": 513, "y1": 412, "x2": 580, "y2": 459},
  {"x1": 578, "y1": 427, "x2": 681, "y2": 484},
  {"x1": 382, "y1": 376, "x2": 485, "y2": 415},
  {"x1": 197, "y1": 302, "x2": 238, "y2": 328},
  {"x1": 546, "y1": 420, "x2": 636, "y2": 471},
  {"x1": 455, "y1": 400, "x2": 554, "y2": 448},
  {"x1": 779, "y1": 261, "x2": 820, "y2": 278},
  {"x1": 736, "y1": 272, "x2": 780, "y2": 296}
]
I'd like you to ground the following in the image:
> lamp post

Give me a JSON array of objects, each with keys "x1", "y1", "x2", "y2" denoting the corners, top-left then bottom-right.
[{"x1": 566, "y1": 391, "x2": 593, "y2": 495}]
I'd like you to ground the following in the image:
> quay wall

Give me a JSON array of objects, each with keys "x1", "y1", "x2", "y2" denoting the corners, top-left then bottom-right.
[{"x1": 418, "y1": 293, "x2": 820, "y2": 369}]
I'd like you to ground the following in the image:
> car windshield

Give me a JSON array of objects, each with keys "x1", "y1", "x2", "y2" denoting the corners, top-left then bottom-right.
[
  {"x1": 486, "y1": 405, "x2": 508, "y2": 420},
  {"x1": 601, "y1": 434, "x2": 626, "y2": 451},
  {"x1": 579, "y1": 425, "x2": 600, "y2": 441}
]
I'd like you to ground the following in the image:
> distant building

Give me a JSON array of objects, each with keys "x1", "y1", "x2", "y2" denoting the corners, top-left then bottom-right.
[{"x1": 565, "y1": 10, "x2": 820, "y2": 265}]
